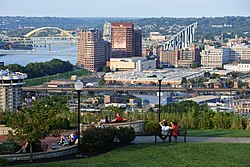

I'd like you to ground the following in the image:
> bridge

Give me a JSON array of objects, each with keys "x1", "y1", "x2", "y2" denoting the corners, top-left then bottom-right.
[
  {"x1": 1, "y1": 27, "x2": 80, "y2": 45},
  {"x1": 22, "y1": 86, "x2": 250, "y2": 94}
]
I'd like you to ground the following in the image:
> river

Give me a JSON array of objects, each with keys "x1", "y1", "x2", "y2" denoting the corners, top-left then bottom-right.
[{"x1": 0, "y1": 44, "x2": 77, "y2": 66}]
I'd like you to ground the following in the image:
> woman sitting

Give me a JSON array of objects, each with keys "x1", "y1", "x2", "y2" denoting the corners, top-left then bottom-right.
[
  {"x1": 110, "y1": 113, "x2": 129, "y2": 123},
  {"x1": 99, "y1": 115, "x2": 110, "y2": 126},
  {"x1": 169, "y1": 121, "x2": 180, "y2": 142}
]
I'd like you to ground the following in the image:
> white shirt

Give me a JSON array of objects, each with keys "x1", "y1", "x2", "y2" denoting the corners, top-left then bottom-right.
[{"x1": 161, "y1": 126, "x2": 170, "y2": 135}]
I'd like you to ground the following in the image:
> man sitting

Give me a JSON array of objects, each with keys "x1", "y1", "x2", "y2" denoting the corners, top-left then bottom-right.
[{"x1": 59, "y1": 131, "x2": 78, "y2": 146}]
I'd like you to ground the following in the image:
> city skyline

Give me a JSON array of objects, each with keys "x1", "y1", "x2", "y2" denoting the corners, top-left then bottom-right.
[{"x1": 1, "y1": 0, "x2": 249, "y2": 18}]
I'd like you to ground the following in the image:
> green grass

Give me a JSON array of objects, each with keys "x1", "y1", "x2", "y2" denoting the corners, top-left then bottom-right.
[
  {"x1": 12, "y1": 143, "x2": 250, "y2": 167},
  {"x1": 187, "y1": 129, "x2": 250, "y2": 137},
  {"x1": 24, "y1": 70, "x2": 91, "y2": 87}
]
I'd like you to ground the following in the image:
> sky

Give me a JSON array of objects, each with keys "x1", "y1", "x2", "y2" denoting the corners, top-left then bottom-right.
[{"x1": 0, "y1": 0, "x2": 249, "y2": 18}]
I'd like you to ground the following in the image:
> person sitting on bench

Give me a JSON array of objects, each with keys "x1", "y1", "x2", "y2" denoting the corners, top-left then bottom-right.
[
  {"x1": 159, "y1": 119, "x2": 170, "y2": 141},
  {"x1": 111, "y1": 113, "x2": 129, "y2": 123},
  {"x1": 169, "y1": 121, "x2": 180, "y2": 142}
]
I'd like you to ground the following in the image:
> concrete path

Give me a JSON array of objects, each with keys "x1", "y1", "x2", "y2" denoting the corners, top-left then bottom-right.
[{"x1": 133, "y1": 136, "x2": 250, "y2": 144}]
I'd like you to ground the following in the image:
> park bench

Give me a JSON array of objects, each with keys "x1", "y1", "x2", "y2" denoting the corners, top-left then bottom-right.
[{"x1": 155, "y1": 129, "x2": 187, "y2": 143}]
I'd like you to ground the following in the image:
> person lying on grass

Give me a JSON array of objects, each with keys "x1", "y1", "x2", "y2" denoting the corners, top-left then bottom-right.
[{"x1": 59, "y1": 131, "x2": 78, "y2": 145}]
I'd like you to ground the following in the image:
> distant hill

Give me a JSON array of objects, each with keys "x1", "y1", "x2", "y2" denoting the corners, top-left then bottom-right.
[{"x1": 0, "y1": 16, "x2": 249, "y2": 39}]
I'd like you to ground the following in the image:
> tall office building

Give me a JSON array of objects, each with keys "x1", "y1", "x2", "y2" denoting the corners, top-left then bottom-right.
[
  {"x1": 0, "y1": 69, "x2": 27, "y2": 111},
  {"x1": 78, "y1": 30, "x2": 110, "y2": 72},
  {"x1": 134, "y1": 30, "x2": 142, "y2": 57},
  {"x1": 111, "y1": 22, "x2": 134, "y2": 57}
]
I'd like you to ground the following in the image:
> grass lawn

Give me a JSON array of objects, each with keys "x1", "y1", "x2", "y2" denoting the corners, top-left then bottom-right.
[
  {"x1": 12, "y1": 143, "x2": 250, "y2": 167},
  {"x1": 24, "y1": 70, "x2": 91, "y2": 87},
  {"x1": 186, "y1": 129, "x2": 250, "y2": 137}
]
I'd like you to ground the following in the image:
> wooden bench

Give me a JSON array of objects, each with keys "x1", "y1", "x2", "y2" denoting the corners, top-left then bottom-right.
[{"x1": 155, "y1": 129, "x2": 187, "y2": 143}]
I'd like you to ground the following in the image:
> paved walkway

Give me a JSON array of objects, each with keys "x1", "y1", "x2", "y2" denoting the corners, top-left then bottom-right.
[
  {"x1": 2, "y1": 135, "x2": 250, "y2": 146},
  {"x1": 132, "y1": 136, "x2": 250, "y2": 144}
]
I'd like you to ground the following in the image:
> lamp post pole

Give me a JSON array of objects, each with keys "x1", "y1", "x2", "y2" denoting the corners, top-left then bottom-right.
[
  {"x1": 74, "y1": 80, "x2": 83, "y2": 154},
  {"x1": 158, "y1": 79, "x2": 162, "y2": 123},
  {"x1": 77, "y1": 89, "x2": 81, "y2": 153}
]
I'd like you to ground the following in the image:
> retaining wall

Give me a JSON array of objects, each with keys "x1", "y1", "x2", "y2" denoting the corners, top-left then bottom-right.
[
  {"x1": 103, "y1": 120, "x2": 146, "y2": 133},
  {"x1": 0, "y1": 145, "x2": 77, "y2": 162}
]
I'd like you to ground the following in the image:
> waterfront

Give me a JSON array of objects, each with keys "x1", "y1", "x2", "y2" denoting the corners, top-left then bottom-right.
[{"x1": 0, "y1": 44, "x2": 77, "y2": 66}]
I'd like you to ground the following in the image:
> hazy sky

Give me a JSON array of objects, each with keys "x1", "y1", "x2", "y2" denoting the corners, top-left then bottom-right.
[{"x1": 1, "y1": 0, "x2": 249, "y2": 17}]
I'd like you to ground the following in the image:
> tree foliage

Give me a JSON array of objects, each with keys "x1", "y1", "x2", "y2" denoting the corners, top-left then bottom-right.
[
  {"x1": 4, "y1": 59, "x2": 73, "y2": 78},
  {"x1": 6, "y1": 96, "x2": 69, "y2": 160}
]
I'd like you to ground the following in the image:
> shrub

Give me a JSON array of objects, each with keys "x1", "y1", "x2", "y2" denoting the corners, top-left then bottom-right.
[
  {"x1": 0, "y1": 157, "x2": 8, "y2": 167},
  {"x1": 81, "y1": 127, "x2": 116, "y2": 151},
  {"x1": 116, "y1": 127, "x2": 135, "y2": 143},
  {"x1": 0, "y1": 113, "x2": 7, "y2": 124},
  {"x1": 145, "y1": 121, "x2": 160, "y2": 132},
  {"x1": 0, "y1": 141, "x2": 16, "y2": 154}
]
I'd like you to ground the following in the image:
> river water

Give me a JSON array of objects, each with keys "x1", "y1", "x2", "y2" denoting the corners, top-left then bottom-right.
[{"x1": 0, "y1": 44, "x2": 77, "y2": 66}]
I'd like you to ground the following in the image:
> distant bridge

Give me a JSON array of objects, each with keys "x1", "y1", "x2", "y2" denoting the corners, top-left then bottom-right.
[
  {"x1": 1, "y1": 27, "x2": 79, "y2": 45},
  {"x1": 0, "y1": 49, "x2": 77, "y2": 56},
  {"x1": 24, "y1": 27, "x2": 74, "y2": 38}
]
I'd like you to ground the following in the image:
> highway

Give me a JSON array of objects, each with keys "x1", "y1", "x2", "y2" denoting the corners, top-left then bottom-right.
[{"x1": 22, "y1": 86, "x2": 250, "y2": 93}]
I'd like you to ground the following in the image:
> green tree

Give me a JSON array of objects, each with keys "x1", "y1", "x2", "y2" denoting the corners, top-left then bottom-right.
[
  {"x1": 204, "y1": 72, "x2": 211, "y2": 78},
  {"x1": 7, "y1": 96, "x2": 69, "y2": 162},
  {"x1": 103, "y1": 66, "x2": 111, "y2": 73},
  {"x1": 98, "y1": 78, "x2": 105, "y2": 86}
]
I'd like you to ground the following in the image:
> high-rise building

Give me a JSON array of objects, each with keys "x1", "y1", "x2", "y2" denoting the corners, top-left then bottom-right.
[
  {"x1": 111, "y1": 22, "x2": 134, "y2": 57},
  {"x1": 0, "y1": 69, "x2": 27, "y2": 111},
  {"x1": 78, "y1": 30, "x2": 110, "y2": 72},
  {"x1": 134, "y1": 30, "x2": 142, "y2": 57}
]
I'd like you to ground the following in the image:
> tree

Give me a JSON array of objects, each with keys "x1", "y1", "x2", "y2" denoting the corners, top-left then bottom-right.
[
  {"x1": 98, "y1": 78, "x2": 104, "y2": 86},
  {"x1": 103, "y1": 66, "x2": 111, "y2": 73},
  {"x1": 7, "y1": 96, "x2": 69, "y2": 162},
  {"x1": 204, "y1": 72, "x2": 211, "y2": 78}
]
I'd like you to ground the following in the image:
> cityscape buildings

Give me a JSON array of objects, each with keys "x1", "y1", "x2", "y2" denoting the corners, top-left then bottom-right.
[
  {"x1": 160, "y1": 44, "x2": 200, "y2": 68},
  {"x1": 201, "y1": 45, "x2": 230, "y2": 68}
]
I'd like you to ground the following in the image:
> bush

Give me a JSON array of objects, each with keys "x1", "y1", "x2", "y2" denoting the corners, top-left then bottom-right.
[
  {"x1": 81, "y1": 127, "x2": 116, "y2": 151},
  {"x1": 0, "y1": 157, "x2": 8, "y2": 167},
  {"x1": 145, "y1": 121, "x2": 160, "y2": 132},
  {"x1": 0, "y1": 113, "x2": 7, "y2": 124},
  {"x1": 116, "y1": 127, "x2": 135, "y2": 143},
  {"x1": 0, "y1": 141, "x2": 16, "y2": 154}
]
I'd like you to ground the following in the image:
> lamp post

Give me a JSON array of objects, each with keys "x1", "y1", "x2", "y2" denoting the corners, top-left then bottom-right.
[
  {"x1": 158, "y1": 76, "x2": 163, "y2": 123},
  {"x1": 74, "y1": 79, "x2": 83, "y2": 153}
]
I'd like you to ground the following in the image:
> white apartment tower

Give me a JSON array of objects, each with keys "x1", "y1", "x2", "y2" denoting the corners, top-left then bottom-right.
[{"x1": 0, "y1": 70, "x2": 27, "y2": 111}]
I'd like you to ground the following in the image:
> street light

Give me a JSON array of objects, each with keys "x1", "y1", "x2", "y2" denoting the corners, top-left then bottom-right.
[
  {"x1": 158, "y1": 76, "x2": 163, "y2": 123},
  {"x1": 74, "y1": 79, "x2": 83, "y2": 153}
]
